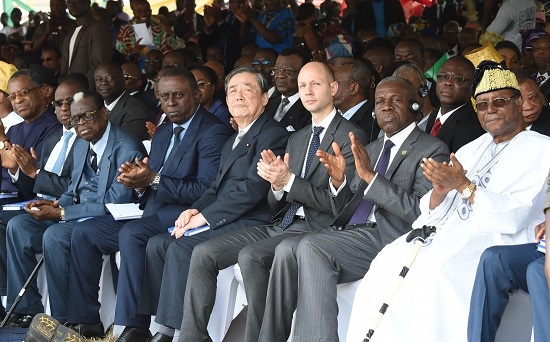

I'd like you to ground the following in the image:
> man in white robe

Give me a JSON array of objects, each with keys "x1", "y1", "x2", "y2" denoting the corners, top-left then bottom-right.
[{"x1": 346, "y1": 61, "x2": 550, "y2": 341}]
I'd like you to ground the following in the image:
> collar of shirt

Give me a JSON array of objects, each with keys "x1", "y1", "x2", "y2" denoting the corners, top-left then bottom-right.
[
  {"x1": 105, "y1": 90, "x2": 126, "y2": 112},
  {"x1": 342, "y1": 99, "x2": 368, "y2": 120},
  {"x1": 172, "y1": 107, "x2": 198, "y2": 136},
  {"x1": 436, "y1": 102, "x2": 465, "y2": 125},
  {"x1": 90, "y1": 122, "x2": 111, "y2": 165},
  {"x1": 238, "y1": 114, "x2": 262, "y2": 137},
  {"x1": 381, "y1": 121, "x2": 416, "y2": 165},
  {"x1": 268, "y1": 86, "x2": 276, "y2": 97},
  {"x1": 312, "y1": 108, "x2": 338, "y2": 142},
  {"x1": 284, "y1": 92, "x2": 301, "y2": 109}
]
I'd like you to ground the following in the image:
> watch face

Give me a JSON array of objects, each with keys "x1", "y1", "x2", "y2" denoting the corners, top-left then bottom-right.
[{"x1": 0, "y1": 141, "x2": 5, "y2": 149}]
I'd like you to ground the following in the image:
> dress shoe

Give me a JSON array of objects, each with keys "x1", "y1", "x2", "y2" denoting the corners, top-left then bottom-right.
[
  {"x1": 68, "y1": 322, "x2": 105, "y2": 338},
  {"x1": 6, "y1": 312, "x2": 34, "y2": 328},
  {"x1": 116, "y1": 326, "x2": 152, "y2": 342},
  {"x1": 150, "y1": 332, "x2": 174, "y2": 342}
]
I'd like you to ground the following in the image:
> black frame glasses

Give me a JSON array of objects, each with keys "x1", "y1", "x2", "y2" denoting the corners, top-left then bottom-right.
[
  {"x1": 69, "y1": 109, "x2": 98, "y2": 126},
  {"x1": 52, "y1": 98, "x2": 74, "y2": 107},
  {"x1": 475, "y1": 95, "x2": 518, "y2": 112}
]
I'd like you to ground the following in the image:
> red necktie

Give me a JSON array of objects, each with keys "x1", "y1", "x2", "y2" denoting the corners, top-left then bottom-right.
[{"x1": 431, "y1": 118, "x2": 441, "y2": 137}]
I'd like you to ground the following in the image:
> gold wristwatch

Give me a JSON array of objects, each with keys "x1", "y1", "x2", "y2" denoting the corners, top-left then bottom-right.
[{"x1": 461, "y1": 182, "x2": 477, "y2": 199}]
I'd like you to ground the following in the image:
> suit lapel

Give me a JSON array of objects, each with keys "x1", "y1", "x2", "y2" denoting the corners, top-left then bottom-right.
[
  {"x1": 306, "y1": 114, "x2": 342, "y2": 179},
  {"x1": 96, "y1": 125, "x2": 116, "y2": 200},
  {"x1": 71, "y1": 138, "x2": 88, "y2": 195},
  {"x1": 437, "y1": 102, "x2": 472, "y2": 139},
  {"x1": 150, "y1": 125, "x2": 171, "y2": 173},
  {"x1": 163, "y1": 107, "x2": 204, "y2": 174},
  {"x1": 385, "y1": 127, "x2": 420, "y2": 178},
  {"x1": 70, "y1": 17, "x2": 92, "y2": 67},
  {"x1": 425, "y1": 108, "x2": 438, "y2": 133}
]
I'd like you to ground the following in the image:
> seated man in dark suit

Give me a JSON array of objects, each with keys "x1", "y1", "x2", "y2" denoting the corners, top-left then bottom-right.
[
  {"x1": 262, "y1": 47, "x2": 312, "y2": 133},
  {"x1": 425, "y1": 56, "x2": 485, "y2": 152},
  {"x1": 0, "y1": 77, "x2": 84, "y2": 320},
  {"x1": 0, "y1": 69, "x2": 61, "y2": 204},
  {"x1": 513, "y1": 68, "x2": 550, "y2": 136},
  {"x1": 121, "y1": 62, "x2": 158, "y2": 119},
  {"x1": 4, "y1": 90, "x2": 146, "y2": 328},
  {"x1": 259, "y1": 76, "x2": 449, "y2": 341},
  {"x1": 127, "y1": 67, "x2": 289, "y2": 342},
  {"x1": 62, "y1": 68, "x2": 232, "y2": 339},
  {"x1": 333, "y1": 60, "x2": 380, "y2": 142},
  {"x1": 94, "y1": 62, "x2": 150, "y2": 140},
  {"x1": 180, "y1": 62, "x2": 369, "y2": 342}
]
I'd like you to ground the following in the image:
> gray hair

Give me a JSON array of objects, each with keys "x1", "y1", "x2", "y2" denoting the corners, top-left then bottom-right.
[{"x1": 225, "y1": 67, "x2": 269, "y2": 94}]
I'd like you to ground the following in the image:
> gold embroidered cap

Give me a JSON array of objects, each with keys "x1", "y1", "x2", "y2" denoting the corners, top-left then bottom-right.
[
  {"x1": 472, "y1": 61, "x2": 519, "y2": 98},
  {"x1": 0, "y1": 61, "x2": 17, "y2": 93},
  {"x1": 464, "y1": 44, "x2": 504, "y2": 68}
]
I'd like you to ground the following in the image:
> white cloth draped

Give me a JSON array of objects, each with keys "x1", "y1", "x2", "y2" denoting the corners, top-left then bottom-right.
[{"x1": 346, "y1": 131, "x2": 550, "y2": 342}]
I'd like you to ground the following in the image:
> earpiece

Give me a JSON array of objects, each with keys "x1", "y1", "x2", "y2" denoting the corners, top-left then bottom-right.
[
  {"x1": 395, "y1": 64, "x2": 429, "y2": 98},
  {"x1": 409, "y1": 101, "x2": 420, "y2": 114},
  {"x1": 372, "y1": 111, "x2": 376, "y2": 118}
]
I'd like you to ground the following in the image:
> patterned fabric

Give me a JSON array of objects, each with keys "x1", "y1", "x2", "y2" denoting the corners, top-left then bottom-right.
[
  {"x1": 116, "y1": 15, "x2": 184, "y2": 63},
  {"x1": 252, "y1": 8, "x2": 295, "y2": 53}
]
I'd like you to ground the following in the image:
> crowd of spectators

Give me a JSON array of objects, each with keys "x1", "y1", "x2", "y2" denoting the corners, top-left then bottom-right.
[{"x1": 0, "y1": 0, "x2": 550, "y2": 341}]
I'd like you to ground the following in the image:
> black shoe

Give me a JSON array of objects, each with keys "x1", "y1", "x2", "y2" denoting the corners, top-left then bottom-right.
[
  {"x1": 26, "y1": 313, "x2": 85, "y2": 342},
  {"x1": 68, "y1": 322, "x2": 105, "y2": 338},
  {"x1": 150, "y1": 332, "x2": 174, "y2": 342},
  {"x1": 116, "y1": 326, "x2": 152, "y2": 342},
  {"x1": 7, "y1": 313, "x2": 34, "y2": 328}
]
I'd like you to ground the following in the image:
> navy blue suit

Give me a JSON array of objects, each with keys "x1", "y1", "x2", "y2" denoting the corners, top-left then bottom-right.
[
  {"x1": 65, "y1": 107, "x2": 232, "y2": 327},
  {"x1": 5, "y1": 124, "x2": 146, "y2": 322},
  {"x1": 139, "y1": 113, "x2": 289, "y2": 329}
]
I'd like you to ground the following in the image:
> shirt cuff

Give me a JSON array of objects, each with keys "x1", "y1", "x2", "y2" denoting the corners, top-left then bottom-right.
[
  {"x1": 329, "y1": 176, "x2": 347, "y2": 196},
  {"x1": 9, "y1": 168, "x2": 20, "y2": 182}
]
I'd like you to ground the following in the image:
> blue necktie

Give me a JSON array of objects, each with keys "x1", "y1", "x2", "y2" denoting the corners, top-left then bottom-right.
[
  {"x1": 279, "y1": 126, "x2": 324, "y2": 229},
  {"x1": 51, "y1": 131, "x2": 73, "y2": 175},
  {"x1": 348, "y1": 139, "x2": 395, "y2": 225}
]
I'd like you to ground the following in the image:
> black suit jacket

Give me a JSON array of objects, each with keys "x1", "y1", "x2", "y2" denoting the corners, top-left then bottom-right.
[
  {"x1": 263, "y1": 92, "x2": 311, "y2": 132},
  {"x1": 425, "y1": 102, "x2": 485, "y2": 153},
  {"x1": 422, "y1": 4, "x2": 460, "y2": 31},
  {"x1": 140, "y1": 106, "x2": 233, "y2": 227},
  {"x1": 342, "y1": 0, "x2": 405, "y2": 34},
  {"x1": 191, "y1": 113, "x2": 289, "y2": 237},
  {"x1": 108, "y1": 91, "x2": 151, "y2": 140},
  {"x1": 540, "y1": 80, "x2": 550, "y2": 105},
  {"x1": 174, "y1": 12, "x2": 205, "y2": 39},
  {"x1": 531, "y1": 106, "x2": 550, "y2": 137},
  {"x1": 346, "y1": 100, "x2": 380, "y2": 143},
  {"x1": 132, "y1": 89, "x2": 159, "y2": 122},
  {"x1": 15, "y1": 127, "x2": 75, "y2": 199}
]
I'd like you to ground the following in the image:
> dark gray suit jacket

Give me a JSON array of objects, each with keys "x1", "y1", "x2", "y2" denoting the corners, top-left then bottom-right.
[
  {"x1": 60, "y1": 12, "x2": 112, "y2": 88},
  {"x1": 58, "y1": 124, "x2": 147, "y2": 221},
  {"x1": 269, "y1": 114, "x2": 369, "y2": 231},
  {"x1": 332, "y1": 126, "x2": 449, "y2": 246},
  {"x1": 191, "y1": 113, "x2": 289, "y2": 237},
  {"x1": 108, "y1": 91, "x2": 151, "y2": 140}
]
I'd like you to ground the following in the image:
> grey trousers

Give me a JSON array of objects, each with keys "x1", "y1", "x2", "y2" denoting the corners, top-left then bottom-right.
[
  {"x1": 179, "y1": 221, "x2": 312, "y2": 342},
  {"x1": 259, "y1": 227, "x2": 383, "y2": 342}
]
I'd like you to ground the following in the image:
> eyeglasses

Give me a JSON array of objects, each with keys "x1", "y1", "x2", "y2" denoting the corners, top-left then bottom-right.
[
  {"x1": 271, "y1": 67, "x2": 297, "y2": 77},
  {"x1": 145, "y1": 59, "x2": 161, "y2": 63},
  {"x1": 69, "y1": 109, "x2": 98, "y2": 126},
  {"x1": 436, "y1": 74, "x2": 470, "y2": 83},
  {"x1": 7, "y1": 86, "x2": 41, "y2": 101},
  {"x1": 197, "y1": 82, "x2": 212, "y2": 89},
  {"x1": 525, "y1": 46, "x2": 534, "y2": 52},
  {"x1": 52, "y1": 98, "x2": 74, "y2": 107},
  {"x1": 41, "y1": 57, "x2": 53, "y2": 62},
  {"x1": 475, "y1": 95, "x2": 518, "y2": 111},
  {"x1": 159, "y1": 92, "x2": 185, "y2": 101},
  {"x1": 252, "y1": 60, "x2": 272, "y2": 66},
  {"x1": 123, "y1": 74, "x2": 139, "y2": 80}
]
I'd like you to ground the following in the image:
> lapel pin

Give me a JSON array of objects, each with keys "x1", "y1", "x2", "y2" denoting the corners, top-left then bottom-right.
[
  {"x1": 246, "y1": 143, "x2": 250, "y2": 147},
  {"x1": 401, "y1": 150, "x2": 408, "y2": 155}
]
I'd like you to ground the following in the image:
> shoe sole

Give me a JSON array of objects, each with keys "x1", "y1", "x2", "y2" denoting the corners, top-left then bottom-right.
[{"x1": 25, "y1": 313, "x2": 85, "y2": 342}]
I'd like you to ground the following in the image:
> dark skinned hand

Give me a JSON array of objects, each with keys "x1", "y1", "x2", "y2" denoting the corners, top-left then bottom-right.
[
  {"x1": 117, "y1": 157, "x2": 155, "y2": 189},
  {"x1": 350, "y1": 132, "x2": 375, "y2": 184},
  {"x1": 24, "y1": 199, "x2": 61, "y2": 221}
]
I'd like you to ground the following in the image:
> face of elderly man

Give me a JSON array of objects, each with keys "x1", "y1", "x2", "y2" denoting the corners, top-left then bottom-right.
[
  {"x1": 226, "y1": 70, "x2": 268, "y2": 124},
  {"x1": 374, "y1": 78, "x2": 417, "y2": 137},
  {"x1": 475, "y1": 89, "x2": 524, "y2": 143},
  {"x1": 519, "y1": 78, "x2": 545, "y2": 125}
]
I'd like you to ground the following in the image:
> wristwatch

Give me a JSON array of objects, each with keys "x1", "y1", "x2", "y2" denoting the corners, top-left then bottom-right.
[
  {"x1": 60, "y1": 207, "x2": 65, "y2": 221},
  {"x1": 149, "y1": 173, "x2": 161, "y2": 190},
  {"x1": 461, "y1": 182, "x2": 477, "y2": 199}
]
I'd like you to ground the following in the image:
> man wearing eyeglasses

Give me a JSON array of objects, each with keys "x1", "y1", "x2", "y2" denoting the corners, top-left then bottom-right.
[
  {"x1": 425, "y1": 56, "x2": 485, "y2": 152},
  {"x1": 121, "y1": 63, "x2": 158, "y2": 117},
  {"x1": 4, "y1": 89, "x2": 146, "y2": 330},
  {"x1": 262, "y1": 47, "x2": 311, "y2": 133},
  {"x1": 0, "y1": 69, "x2": 60, "y2": 205},
  {"x1": 252, "y1": 48, "x2": 278, "y2": 94}
]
